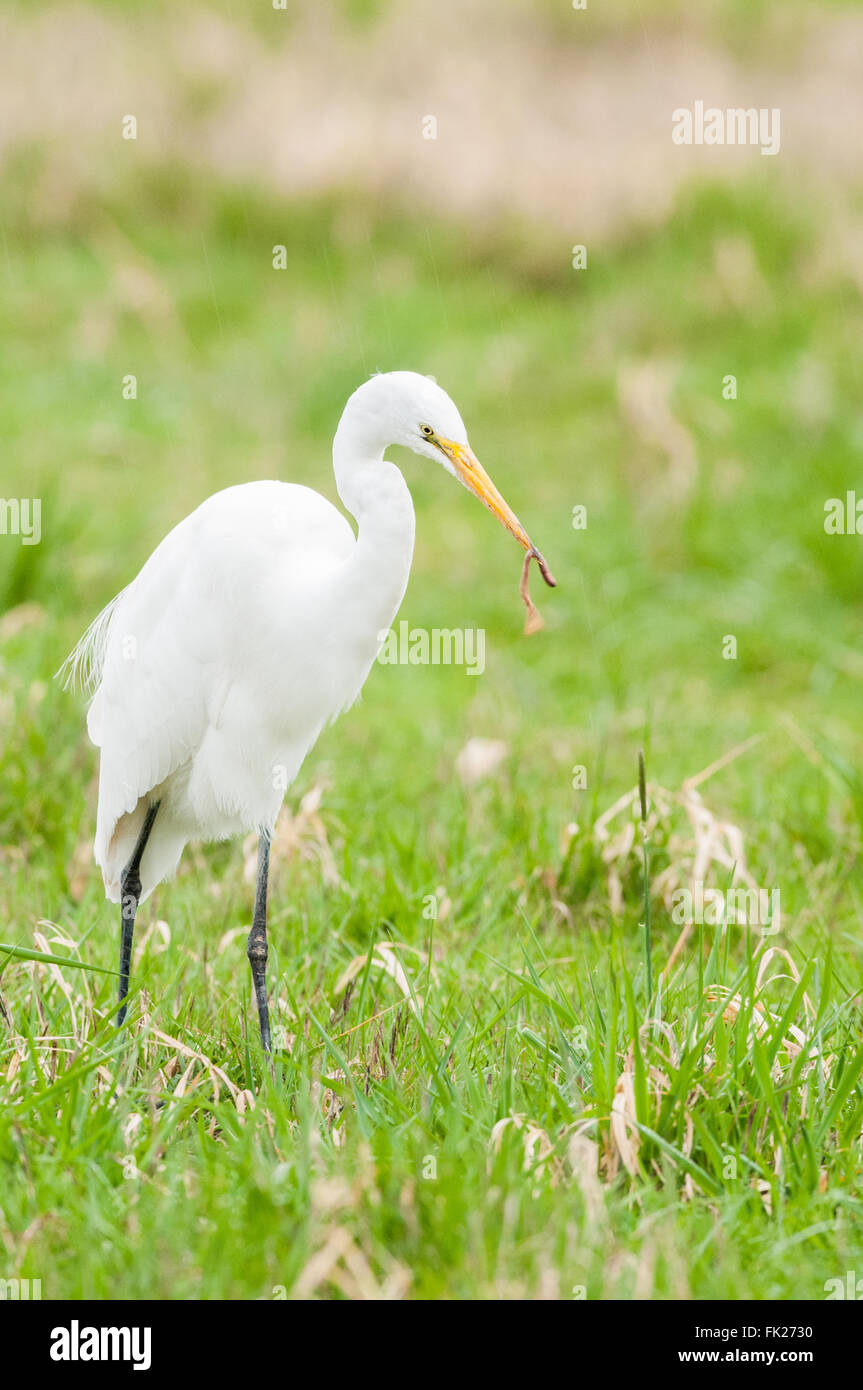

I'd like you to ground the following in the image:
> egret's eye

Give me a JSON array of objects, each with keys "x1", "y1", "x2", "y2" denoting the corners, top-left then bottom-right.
[{"x1": 420, "y1": 423, "x2": 435, "y2": 439}]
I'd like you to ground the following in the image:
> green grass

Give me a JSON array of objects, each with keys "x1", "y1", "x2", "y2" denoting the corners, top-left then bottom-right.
[{"x1": 1, "y1": 159, "x2": 862, "y2": 1299}]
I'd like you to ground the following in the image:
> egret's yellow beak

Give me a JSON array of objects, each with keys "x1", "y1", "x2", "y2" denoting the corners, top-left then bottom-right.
[{"x1": 436, "y1": 437, "x2": 557, "y2": 589}]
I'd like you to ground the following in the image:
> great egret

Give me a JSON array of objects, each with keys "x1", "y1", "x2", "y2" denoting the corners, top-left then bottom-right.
[{"x1": 62, "y1": 371, "x2": 555, "y2": 1051}]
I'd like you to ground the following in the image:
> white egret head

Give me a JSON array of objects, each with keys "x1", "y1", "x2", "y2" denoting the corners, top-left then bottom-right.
[
  {"x1": 337, "y1": 371, "x2": 556, "y2": 592},
  {"x1": 338, "y1": 370, "x2": 469, "y2": 462}
]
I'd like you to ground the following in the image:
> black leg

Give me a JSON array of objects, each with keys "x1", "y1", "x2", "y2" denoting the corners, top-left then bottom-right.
[
  {"x1": 118, "y1": 801, "x2": 160, "y2": 1027},
  {"x1": 247, "y1": 830, "x2": 271, "y2": 1052}
]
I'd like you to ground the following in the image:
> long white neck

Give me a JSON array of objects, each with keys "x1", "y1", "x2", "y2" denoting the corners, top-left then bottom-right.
[{"x1": 333, "y1": 433, "x2": 416, "y2": 639}]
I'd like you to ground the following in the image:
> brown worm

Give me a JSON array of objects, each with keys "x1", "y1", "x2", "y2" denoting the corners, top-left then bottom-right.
[{"x1": 520, "y1": 548, "x2": 556, "y2": 634}]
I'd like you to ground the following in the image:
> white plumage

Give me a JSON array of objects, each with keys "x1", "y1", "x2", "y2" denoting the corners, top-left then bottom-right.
[
  {"x1": 62, "y1": 371, "x2": 553, "y2": 1046},
  {"x1": 86, "y1": 480, "x2": 363, "y2": 902}
]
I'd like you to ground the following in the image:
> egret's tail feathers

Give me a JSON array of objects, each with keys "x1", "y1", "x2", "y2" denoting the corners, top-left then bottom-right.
[
  {"x1": 99, "y1": 804, "x2": 186, "y2": 905},
  {"x1": 56, "y1": 588, "x2": 126, "y2": 696}
]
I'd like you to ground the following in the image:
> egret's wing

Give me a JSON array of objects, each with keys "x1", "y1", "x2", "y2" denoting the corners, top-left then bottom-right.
[
  {"x1": 64, "y1": 481, "x2": 355, "y2": 876},
  {"x1": 86, "y1": 521, "x2": 210, "y2": 869}
]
